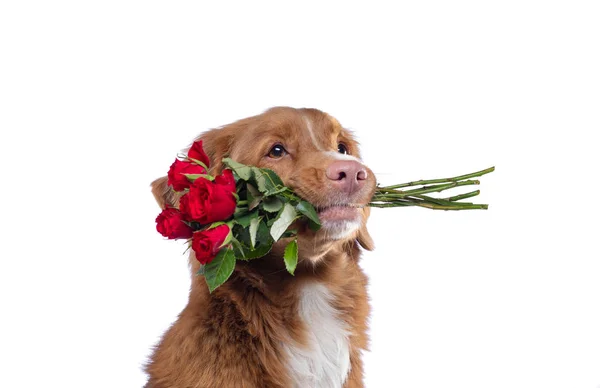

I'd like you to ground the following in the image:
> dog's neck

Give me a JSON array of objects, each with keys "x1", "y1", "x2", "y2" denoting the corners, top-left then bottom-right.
[
  {"x1": 187, "y1": 236, "x2": 354, "y2": 301},
  {"x1": 181, "y1": 238, "x2": 360, "y2": 388}
]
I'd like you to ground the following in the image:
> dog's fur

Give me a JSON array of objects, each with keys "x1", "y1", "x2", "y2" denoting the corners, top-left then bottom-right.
[{"x1": 146, "y1": 107, "x2": 376, "y2": 388}]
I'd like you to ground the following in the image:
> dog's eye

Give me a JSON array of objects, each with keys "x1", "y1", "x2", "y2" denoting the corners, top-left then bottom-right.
[
  {"x1": 268, "y1": 144, "x2": 288, "y2": 158},
  {"x1": 337, "y1": 143, "x2": 349, "y2": 155}
]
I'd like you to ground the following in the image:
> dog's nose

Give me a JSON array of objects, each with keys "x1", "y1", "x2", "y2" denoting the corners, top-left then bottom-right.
[{"x1": 326, "y1": 160, "x2": 368, "y2": 194}]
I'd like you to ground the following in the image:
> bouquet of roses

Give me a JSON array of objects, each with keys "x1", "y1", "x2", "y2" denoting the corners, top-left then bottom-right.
[{"x1": 156, "y1": 140, "x2": 494, "y2": 292}]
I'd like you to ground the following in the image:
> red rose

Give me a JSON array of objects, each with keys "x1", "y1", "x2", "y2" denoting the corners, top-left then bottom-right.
[
  {"x1": 167, "y1": 159, "x2": 206, "y2": 191},
  {"x1": 188, "y1": 140, "x2": 211, "y2": 168},
  {"x1": 180, "y1": 176, "x2": 236, "y2": 224},
  {"x1": 214, "y1": 169, "x2": 236, "y2": 192},
  {"x1": 192, "y1": 224, "x2": 230, "y2": 264},
  {"x1": 155, "y1": 208, "x2": 193, "y2": 239}
]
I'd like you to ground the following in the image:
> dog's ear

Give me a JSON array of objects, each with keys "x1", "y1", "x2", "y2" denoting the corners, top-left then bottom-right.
[
  {"x1": 150, "y1": 124, "x2": 237, "y2": 209},
  {"x1": 150, "y1": 176, "x2": 178, "y2": 210},
  {"x1": 357, "y1": 207, "x2": 374, "y2": 251},
  {"x1": 357, "y1": 225, "x2": 374, "y2": 251},
  {"x1": 194, "y1": 127, "x2": 235, "y2": 174}
]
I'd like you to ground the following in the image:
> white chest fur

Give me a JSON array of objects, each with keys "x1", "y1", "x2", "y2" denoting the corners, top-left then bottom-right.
[{"x1": 283, "y1": 283, "x2": 351, "y2": 388}]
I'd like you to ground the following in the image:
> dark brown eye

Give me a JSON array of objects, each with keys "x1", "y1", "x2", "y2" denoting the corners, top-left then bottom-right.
[
  {"x1": 268, "y1": 144, "x2": 288, "y2": 158},
  {"x1": 337, "y1": 143, "x2": 349, "y2": 155}
]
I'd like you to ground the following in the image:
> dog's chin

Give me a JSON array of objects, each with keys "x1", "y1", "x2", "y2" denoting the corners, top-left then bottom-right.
[{"x1": 317, "y1": 205, "x2": 362, "y2": 241}]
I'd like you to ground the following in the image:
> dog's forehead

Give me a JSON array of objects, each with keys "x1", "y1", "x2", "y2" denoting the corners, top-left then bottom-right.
[
  {"x1": 227, "y1": 108, "x2": 360, "y2": 165},
  {"x1": 299, "y1": 110, "x2": 342, "y2": 151},
  {"x1": 273, "y1": 108, "x2": 353, "y2": 152},
  {"x1": 299, "y1": 111, "x2": 362, "y2": 162},
  {"x1": 243, "y1": 108, "x2": 350, "y2": 146}
]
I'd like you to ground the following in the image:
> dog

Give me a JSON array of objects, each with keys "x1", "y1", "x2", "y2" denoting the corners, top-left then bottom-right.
[{"x1": 146, "y1": 107, "x2": 376, "y2": 388}]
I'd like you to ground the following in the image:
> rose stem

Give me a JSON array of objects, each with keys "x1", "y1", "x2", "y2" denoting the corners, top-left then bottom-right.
[{"x1": 377, "y1": 166, "x2": 495, "y2": 190}]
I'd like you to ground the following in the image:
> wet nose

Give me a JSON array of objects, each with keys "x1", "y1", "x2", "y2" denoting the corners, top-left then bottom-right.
[{"x1": 326, "y1": 160, "x2": 368, "y2": 194}]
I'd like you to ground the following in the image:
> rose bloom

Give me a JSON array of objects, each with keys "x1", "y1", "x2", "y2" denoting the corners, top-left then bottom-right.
[
  {"x1": 213, "y1": 169, "x2": 236, "y2": 192},
  {"x1": 187, "y1": 140, "x2": 211, "y2": 168},
  {"x1": 167, "y1": 159, "x2": 206, "y2": 192},
  {"x1": 155, "y1": 208, "x2": 193, "y2": 239},
  {"x1": 192, "y1": 224, "x2": 230, "y2": 264},
  {"x1": 180, "y1": 171, "x2": 236, "y2": 224}
]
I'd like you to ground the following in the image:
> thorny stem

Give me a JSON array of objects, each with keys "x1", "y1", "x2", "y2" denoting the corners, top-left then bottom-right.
[
  {"x1": 377, "y1": 166, "x2": 495, "y2": 190},
  {"x1": 445, "y1": 190, "x2": 481, "y2": 202},
  {"x1": 369, "y1": 167, "x2": 494, "y2": 211}
]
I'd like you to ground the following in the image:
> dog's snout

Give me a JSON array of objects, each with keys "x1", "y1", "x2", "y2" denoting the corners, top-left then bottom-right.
[{"x1": 326, "y1": 160, "x2": 368, "y2": 193}]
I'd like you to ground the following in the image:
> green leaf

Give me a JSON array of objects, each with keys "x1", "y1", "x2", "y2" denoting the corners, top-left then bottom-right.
[
  {"x1": 234, "y1": 207, "x2": 248, "y2": 218},
  {"x1": 256, "y1": 219, "x2": 272, "y2": 246},
  {"x1": 247, "y1": 183, "x2": 261, "y2": 197},
  {"x1": 219, "y1": 227, "x2": 233, "y2": 249},
  {"x1": 281, "y1": 230, "x2": 298, "y2": 238},
  {"x1": 262, "y1": 196, "x2": 283, "y2": 213},
  {"x1": 230, "y1": 237, "x2": 245, "y2": 259},
  {"x1": 249, "y1": 217, "x2": 261, "y2": 248},
  {"x1": 252, "y1": 167, "x2": 287, "y2": 196},
  {"x1": 222, "y1": 158, "x2": 253, "y2": 180},
  {"x1": 307, "y1": 220, "x2": 321, "y2": 232},
  {"x1": 234, "y1": 210, "x2": 258, "y2": 228},
  {"x1": 196, "y1": 265, "x2": 205, "y2": 276},
  {"x1": 296, "y1": 201, "x2": 321, "y2": 227},
  {"x1": 231, "y1": 223, "x2": 273, "y2": 260},
  {"x1": 246, "y1": 183, "x2": 263, "y2": 211},
  {"x1": 237, "y1": 240, "x2": 273, "y2": 260},
  {"x1": 184, "y1": 173, "x2": 214, "y2": 182},
  {"x1": 270, "y1": 203, "x2": 298, "y2": 241},
  {"x1": 283, "y1": 239, "x2": 298, "y2": 275},
  {"x1": 187, "y1": 157, "x2": 209, "y2": 171},
  {"x1": 204, "y1": 248, "x2": 236, "y2": 293}
]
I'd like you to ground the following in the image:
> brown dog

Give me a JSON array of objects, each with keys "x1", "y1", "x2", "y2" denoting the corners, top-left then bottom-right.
[{"x1": 146, "y1": 107, "x2": 376, "y2": 388}]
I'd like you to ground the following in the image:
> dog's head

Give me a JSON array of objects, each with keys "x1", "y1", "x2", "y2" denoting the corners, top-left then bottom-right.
[{"x1": 152, "y1": 107, "x2": 375, "y2": 264}]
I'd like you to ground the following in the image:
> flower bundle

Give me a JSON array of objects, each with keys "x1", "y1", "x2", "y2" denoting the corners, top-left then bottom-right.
[
  {"x1": 156, "y1": 140, "x2": 494, "y2": 292},
  {"x1": 156, "y1": 141, "x2": 322, "y2": 292}
]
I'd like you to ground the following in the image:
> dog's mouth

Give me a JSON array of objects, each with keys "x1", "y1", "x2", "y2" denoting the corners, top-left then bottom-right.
[{"x1": 316, "y1": 204, "x2": 362, "y2": 223}]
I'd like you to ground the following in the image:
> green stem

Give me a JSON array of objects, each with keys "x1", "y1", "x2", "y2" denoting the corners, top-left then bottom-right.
[
  {"x1": 412, "y1": 194, "x2": 467, "y2": 207},
  {"x1": 378, "y1": 166, "x2": 495, "y2": 190},
  {"x1": 413, "y1": 202, "x2": 488, "y2": 210},
  {"x1": 444, "y1": 190, "x2": 481, "y2": 202},
  {"x1": 368, "y1": 202, "x2": 414, "y2": 208},
  {"x1": 367, "y1": 167, "x2": 494, "y2": 211},
  {"x1": 402, "y1": 179, "x2": 480, "y2": 195},
  {"x1": 373, "y1": 180, "x2": 480, "y2": 200},
  {"x1": 368, "y1": 201, "x2": 488, "y2": 210}
]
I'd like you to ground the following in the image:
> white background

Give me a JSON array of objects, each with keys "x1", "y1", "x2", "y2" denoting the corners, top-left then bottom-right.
[{"x1": 1, "y1": 1, "x2": 599, "y2": 387}]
